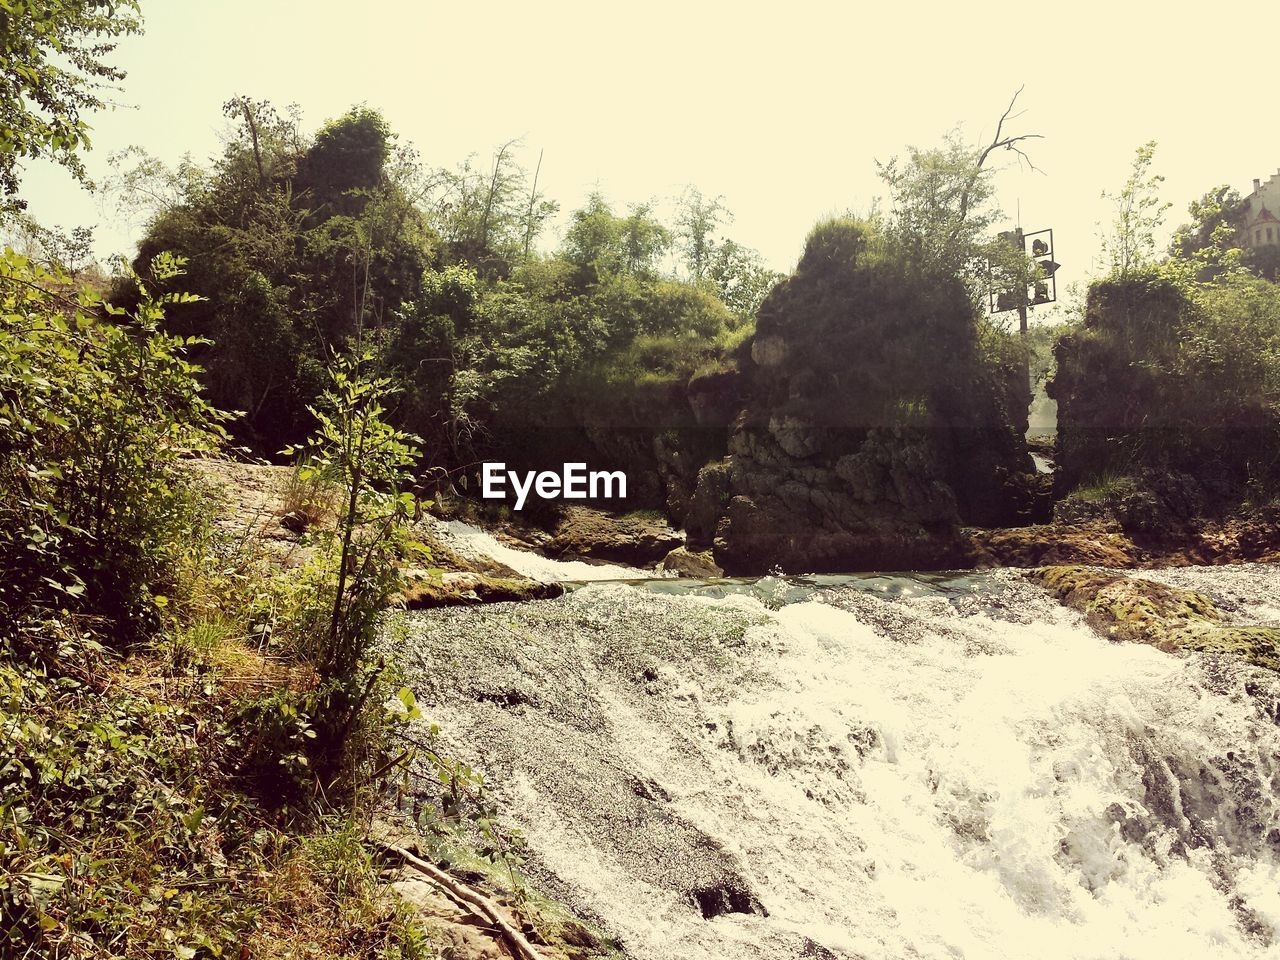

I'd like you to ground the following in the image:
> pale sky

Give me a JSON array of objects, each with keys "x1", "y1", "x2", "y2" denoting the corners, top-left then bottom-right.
[{"x1": 17, "y1": 0, "x2": 1280, "y2": 320}]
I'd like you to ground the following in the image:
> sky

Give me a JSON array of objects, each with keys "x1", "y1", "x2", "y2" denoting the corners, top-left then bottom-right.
[{"x1": 16, "y1": 0, "x2": 1280, "y2": 321}]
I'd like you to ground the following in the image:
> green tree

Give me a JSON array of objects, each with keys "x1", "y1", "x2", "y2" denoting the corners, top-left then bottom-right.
[
  {"x1": 0, "y1": 249, "x2": 227, "y2": 638},
  {"x1": 283, "y1": 351, "x2": 424, "y2": 788},
  {"x1": 1099, "y1": 141, "x2": 1171, "y2": 279},
  {"x1": 875, "y1": 89, "x2": 1041, "y2": 303},
  {"x1": 563, "y1": 192, "x2": 670, "y2": 281},
  {"x1": 705, "y1": 238, "x2": 781, "y2": 321},
  {"x1": 125, "y1": 102, "x2": 437, "y2": 452},
  {"x1": 0, "y1": 0, "x2": 142, "y2": 208},
  {"x1": 675, "y1": 186, "x2": 727, "y2": 281},
  {"x1": 428, "y1": 138, "x2": 553, "y2": 270}
]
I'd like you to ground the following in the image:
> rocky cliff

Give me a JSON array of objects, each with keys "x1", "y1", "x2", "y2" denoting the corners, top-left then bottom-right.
[{"x1": 713, "y1": 219, "x2": 1038, "y2": 573}]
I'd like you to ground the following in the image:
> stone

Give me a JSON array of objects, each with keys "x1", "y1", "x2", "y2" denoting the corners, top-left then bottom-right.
[
  {"x1": 547, "y1": 505, "x2": 683, "y2": 566},
  {"x1": 660, "y1": 547, "x2": 724, "y2": 579}
]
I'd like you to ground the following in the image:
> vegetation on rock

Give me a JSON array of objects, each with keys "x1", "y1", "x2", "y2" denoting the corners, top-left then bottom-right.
[
  {"x1": 716, "y1": 217, "x2": 1038, "y2": 572},
  {"x1": 1030, "y1": 565, "x2": 1280, "y2": 672}
]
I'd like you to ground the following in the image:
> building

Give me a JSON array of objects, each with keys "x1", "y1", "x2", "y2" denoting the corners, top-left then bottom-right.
[{"x1": 1243, "y1": 171, "x2": 1280, "y2": 249}]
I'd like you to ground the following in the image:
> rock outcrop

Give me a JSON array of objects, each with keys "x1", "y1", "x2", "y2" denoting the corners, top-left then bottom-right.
[
  {"x1": 714, "y1": 219, "x2": 1037, "y2": 574},
  {"x1": 1030, "y1": 565, "x2": 1280, "y2": 672},
  {"x1": 544, "y1": 505, "x2": 683, "y2": 567},
  {"x1": 660, "y1": 546, "x2": 724, "y2": 578},
  {"x1": 1049, "y1": 274, "x2": 1280, "y2": 521}
]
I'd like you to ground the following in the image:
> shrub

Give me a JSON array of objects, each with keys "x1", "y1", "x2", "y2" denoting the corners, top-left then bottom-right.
[
  {"x1": 278, "y1": 351, "x2": 428, "y2": 800},
  {"x1": 0, "y1": 249, "x2": 227, "y2": 645}
]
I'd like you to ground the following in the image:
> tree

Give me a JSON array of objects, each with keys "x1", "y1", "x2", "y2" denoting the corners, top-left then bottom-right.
[
  {"x1": 0, "y1": 0, "x2": 142, "y2": 209},
  {"x1": 562, "y1": 192, "x2": 670, "y2": 281},
  {"x1": 282, "y1": 350, "x2": 425, "y2": 791},
  {"x1": 122, "y1": 102, "x2": 438, "y2": 452},
  {"x1": 705, "y1": 239, "x2": 781, "y2": 321},
  {"x1": 428, "y1": 139, "x2": 548, "y2": 269},
  {"x1": 876, "y1": 89, "x2": 1042, "y2": 297},
  {"x1": 675, "y1": 186, "x2": 728, "y2": 281},
  {"x1": 1099, "y1": 141, "x2": 1171, "y2": 279}
]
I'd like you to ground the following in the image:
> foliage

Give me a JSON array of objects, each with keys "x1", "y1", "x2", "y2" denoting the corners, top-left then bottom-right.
[
  {"x1": 0, "y1": 248, "x2": 227, "y2": 641},
  {"x1": 0, "y1": 251, "x2": 432, "y2": 958},
  {"x1": 0, "y1": 610, "x2": 431, "y2": 958},
  {"x1": 675, "y1": 186, "x2": 727, "y2": 282},
  {"x1": 1099, "y1": 141, "x2": 1171, "y2": 279},
  {"x1": 0, "y1": 0, "x2": 142, "y2": 207},
  {"x1": 562, "y1": 192, "x2": 671, "y2": 282},
  {"x1": 704, "y1": 238, "x2": 782, "y2": 321},
  {"x1": 121, "y1": 103, "x2": 436, "y2": 452},
  {"x1": 278, "y1": 352, "x2": 427, "y2": 796},
  {"x1": 1169, "y1": 183, "x2": 1247, "y2": 281},
  {"x1": 874, "y1": 90, "x2": 1041, "y2": 307},
  {"x1": 1050, "y1": 265, "x2": 1280, "y2": 503},
  {"x1": 427, "y1": 138, "x2": 557, "y2": 270}
]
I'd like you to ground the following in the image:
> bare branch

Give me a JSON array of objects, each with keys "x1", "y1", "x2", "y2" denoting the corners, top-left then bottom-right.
[{"x1": 954, "y1": 86, "x2": 1044, "y2": 237}]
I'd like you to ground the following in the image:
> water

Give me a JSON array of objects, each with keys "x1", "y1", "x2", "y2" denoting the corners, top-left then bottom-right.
[
  {"x1": 434, "y1": 518, "x2": 665, "y2": 582},
  {"x1": 395, "y1": 563, "x2": 1280, "y2": 959}
]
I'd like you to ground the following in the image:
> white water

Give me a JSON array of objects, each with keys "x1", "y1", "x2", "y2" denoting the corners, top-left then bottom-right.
[
  {"x1": 400, "y1": 565, "x2": 1280, "y2": 959},
  {"x1": 433, "y1": 517, "x2": 663, "y2": 582}
]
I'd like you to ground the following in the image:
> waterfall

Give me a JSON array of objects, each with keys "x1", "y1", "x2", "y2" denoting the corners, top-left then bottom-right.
[{"x1": 397, "y1": 565, "x2": 1280, "y2": 959}]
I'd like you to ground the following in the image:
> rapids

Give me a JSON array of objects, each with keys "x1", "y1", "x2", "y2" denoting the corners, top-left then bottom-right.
[{"x1": 395, "y1": 563, "x2": 1280, "y2": 959}]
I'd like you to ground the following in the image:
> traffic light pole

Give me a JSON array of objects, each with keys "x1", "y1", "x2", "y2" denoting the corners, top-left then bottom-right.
[{"x1": 1019, "y1": 299, "x2": 1030, "y2": 393}]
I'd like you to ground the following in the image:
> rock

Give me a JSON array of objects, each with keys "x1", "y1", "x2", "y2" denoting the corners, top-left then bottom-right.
[
  {"x1": 965, "y1": 508, "x2": 1280, "y2": 570},
  {"x1": 750, "y1": 334, "x2": 788, "y2": 367},
  {"x1": 686, "y1": 364, "x2": 746, "y2": 429},
  {"x1": 683, "y1": 460, "x2": 731, "y2": 547},
  {"x1": 1029, "y1": 565, "x2": 1280, "y2": 672},
  {"x1": 660, "y1": 547, "x2": 723, "y2": 578},
  {"x1": 401, "y1": 571, "x2": 564, "y2": 609},
  {"x1": 964, "y1": 522, "x2": 1139, "y2": 568},
  {"x1": 690, "y1": 878, "x2": 767, "y2": 919},
  {"x1": 278, "y1": 509, "x2": 311, "y2": 534},
  {"x1": 714, "y1": 219, "x2": 1037, "y2": 575},
  {"x1": 715, "y1": 494, "x2": 967, "y2": 574},
  {"x1": 546, "y1": 505, "x2": 683, "y2": 566}
]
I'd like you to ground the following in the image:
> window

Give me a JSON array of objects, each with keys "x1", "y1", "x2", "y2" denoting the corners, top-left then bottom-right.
[
  {"x1": 1258, "y1": 230, "x2": 1264, "y2": 245},
  {"x1": 1269, "y1": 227, "x2": 1275, "y2": 243}
]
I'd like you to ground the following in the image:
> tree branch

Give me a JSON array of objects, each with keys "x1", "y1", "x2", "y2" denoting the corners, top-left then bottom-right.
[{"x1": 954, "y1": 85, "x2": 1044, "y2": 232}]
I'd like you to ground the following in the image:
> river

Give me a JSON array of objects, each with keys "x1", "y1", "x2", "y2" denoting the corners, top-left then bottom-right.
[{"x1": 395, "y1": 557, "x2": 1280, "y2": 959}]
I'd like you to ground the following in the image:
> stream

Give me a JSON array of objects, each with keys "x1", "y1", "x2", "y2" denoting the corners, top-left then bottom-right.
[{"x1": 395, "y1": 558, "x2": 1280, "y2": 959}]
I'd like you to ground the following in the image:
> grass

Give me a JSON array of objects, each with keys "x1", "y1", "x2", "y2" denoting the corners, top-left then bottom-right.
[
  {"x1": 0, "y1": 487, "x2": 434, "y2": 958},
  {"x1": 1066, "y1": 469, "x2": 1131, "y2": 503},
  {"x1": 278, "y1": 459, "x2": 340, "y2": 531}
]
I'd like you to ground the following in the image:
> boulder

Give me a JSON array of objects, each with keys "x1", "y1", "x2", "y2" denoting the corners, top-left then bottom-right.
[
  {"x1": 660, "y1": 547, "x2": 724, "y2": 579},
  {"x1": 1030, "y1": 565, "x2": 1280, "y2": 672},
  {"x1": 546, "y1": 505, "x2": 683, "y2": 566}
]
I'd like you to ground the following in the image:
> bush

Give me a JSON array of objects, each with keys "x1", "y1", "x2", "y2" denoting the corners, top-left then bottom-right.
[
  {"x1": 0, "y1": 249, "x2": 227, "y2": 645},
  {"x1": 1050, "y1": 267, "x2": 1280, "y2": 508},
  {"x1": 278, "y1": 352, "x2": 427, "y2": 800}
]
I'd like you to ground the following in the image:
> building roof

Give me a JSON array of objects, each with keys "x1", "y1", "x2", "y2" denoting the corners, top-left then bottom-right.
[{"x1": 1252, "y1": 204, "x2": 1279, "y2": 225}]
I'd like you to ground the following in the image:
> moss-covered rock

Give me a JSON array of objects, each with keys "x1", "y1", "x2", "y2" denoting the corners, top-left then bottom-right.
[
  {"x1": 401, "y1": 571, "x2": 564, "y2": 609},
  {"x1": 715, "y1": 219, "x2": 1038, "y2": 575},
  {"x1": 1029, "y1": 565, "x2": 1280, "y2": 671},
  {"x1": 660, "y1": 546, "x2": 724, "y2": 578},
  {"x1": 546, "y1": 505, "x2": 682, "y2": 566}
]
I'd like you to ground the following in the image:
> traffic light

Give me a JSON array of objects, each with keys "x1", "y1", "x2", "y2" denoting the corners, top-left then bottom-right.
[
  {"x1": 988, "y1": 227, "x2": 1059, "y2": 313},
  {"x1": 1023, "y1": 229, "x2": 1058, "y2": 308}
]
